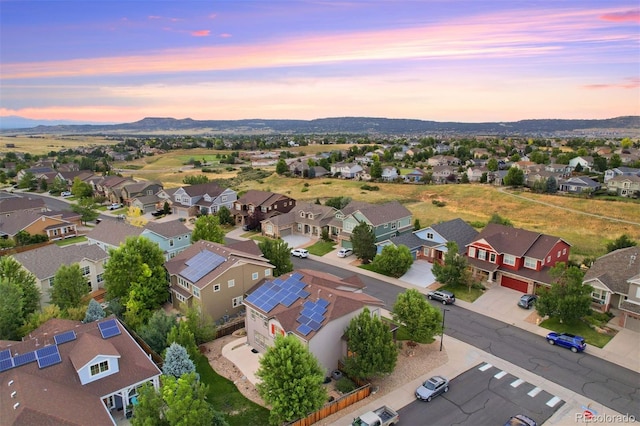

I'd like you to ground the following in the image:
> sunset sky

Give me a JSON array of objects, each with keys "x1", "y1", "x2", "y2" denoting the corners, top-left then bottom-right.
[{"x1": 1, "y1": 1, "x2": 639, "y2": 124}]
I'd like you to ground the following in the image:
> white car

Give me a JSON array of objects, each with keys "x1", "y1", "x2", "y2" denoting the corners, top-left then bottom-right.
[
  {"x1": 60, "y1": 191, "x2": 72, "y2": 197},
  {"x1": 291, "y1": 248, "x2": 309, "y2": 258},
  {"x1": 337, "y1": 248, "x2": 353, "y2": 258},
  {"x1": 107, "y1": 203, "x2": 122, "y2": 210}
]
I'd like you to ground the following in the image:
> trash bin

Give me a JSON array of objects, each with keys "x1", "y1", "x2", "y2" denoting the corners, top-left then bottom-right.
[{"x1": 332, "y1": 370, "x2": 343, "y2": 381}]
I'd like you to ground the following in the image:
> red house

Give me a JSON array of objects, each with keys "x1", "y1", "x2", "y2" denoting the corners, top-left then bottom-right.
[{"x1": 465, "y1": 224, "x2": 571, "y2": 293}]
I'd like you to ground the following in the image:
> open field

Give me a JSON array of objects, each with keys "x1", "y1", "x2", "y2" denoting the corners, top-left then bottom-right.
[{"x1": 0, "y1": 135, "x2": 116, "y2": 155}]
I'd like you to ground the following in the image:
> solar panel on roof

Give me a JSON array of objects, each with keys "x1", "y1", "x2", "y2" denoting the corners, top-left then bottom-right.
[
  {"x1": 308, "y1": 320, "x2": 322, "y2": 331},
  {"x1": 297, "y1": 290, "x2": 310, "y2": 298},
  {"x1": 282, "y1": 294, "x2": 297, "y2": 307},
  {"x1": 317, "y1": 298, "x2": 330, "y2": 309},
  {"x1": 13, "y1": 351, "x2": 37, "y2": 366},
  {"x1": 0, "y1": 349, "x2": 10, "y2": 361},
  {"x1": 262, "y1": 301, "x2": 277, "y2": 313},
  {"x1": 301, "y1": 308, "x2": 315, "y2": 318},
  {"x1": 102, "y1": 326, "x2": 121, "y2": 339},
  {"x1": 290, "y1": 272, "x2": 303, "y2": 280},
  {"x1": 303, "y1": 300, "x2": 315, "y2": 309},
  {"x1": 98, "y1": 318, "x2": 118, "y2": 331},
  {"x1": 296, "y1": 324, "x2": 312, "y2": 336},
  {"x1": 54, "y1": 330, "x2": 77, "y2": 345},
  {"x1": 36, "y1": 345, "x2": 58, "y2": 358},
  {"x1": 37, "y1": 352, "x2": 62, "y2": 369},
  {"x1": 181, "y1": 251, "x2": 225, "y2": 283},
  {"x1": 0, "y1": 358, "x2": 13, "y2": 372},
  {"x1": 297, "y1": 315, "x2": 311, "y2": 325},
  {"x1": 311, "y1": 312, "x2": 325, "y2": 323}
]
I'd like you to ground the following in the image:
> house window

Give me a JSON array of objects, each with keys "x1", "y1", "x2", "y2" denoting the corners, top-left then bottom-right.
[
  {"x1": 228, "y1": 279, "x2": 235, "y2": 288},
  {"x1": 468, "y1": 247, "x2": 476, "y2": 258},
  {"x1": 562, "y1": 248, "x2": 566, "y2": 255},
  {"x1": 265, "y1": 269, "x2": 271, "y2": 277},
  {"x1": 252, "y1": 272, "x2": 259, "y2": 280},
  {"x1": 178, "y1": 277, "x2": 190, "y2": 290},
  {"x1": 391, "y1": 222, "x2": 397, "y2": 230},
  {"x1": 426, "y1": 232, "x2": 434, "y2": 240},
  {"x1": 478, "y1": 250, "x2": 487, "y2": 261},
  {"x1": 81, "y1": 266, "x2": 90, "y2": 276},
  {"x1": 169, "y1": 239, "x2": 174, "y2": 247},
  {"x1": 524, "y1": 257, "x2": 537, "y2": 269},
  {"x1": 175, "y1": 292, "x2": 186, "y2": 303},
  {"x1": 503, "y1": 254, "x2": 516, "y2": 266},
  {"x1": 557, "y1": 250, "x2": 561, "y2": 258},
  {"x1": 213, "y1": 284, "x2": 220, "y2": 292},
  {"x1": 255, "y1": 333, "x2": 267, "y2": 349},
  {"x1": 90, "y1": 360, "x2": 109, "y2": 376},
  {"x1": 48, "y1": 277, "x2": 55, "y2": 288},
  {"x1": 222, "y1": 195, "x2": 227, "y2": 202},
  {"x1": 232, "y1": 296, "x2": 243, "y2": 308},
  {"x1": 384, "y1": 223, "x2": 388, "y2": 228},
  {"x1": 193, "y1": 287, "x2": 200, "y2": 298},
  {"x1": 591, "y1": 289, "x2": 606, "y2": 304},
  {"x1": 489, "y1": 253, "x2": 496, "y2": 263},
  {"x1": 547, "y1": 256, "x2": 551, "y2": 263},
  {"x1": 97, "y1": 274, "x2": 104, "y2": 283}
]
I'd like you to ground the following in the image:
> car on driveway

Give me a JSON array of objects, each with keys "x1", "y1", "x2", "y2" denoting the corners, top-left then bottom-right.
[
  {"x1": 337, "y1": 248, "x2": 353, "y2": 258},
  {"x1": 427, "y1": 290, "x2": 456, "y2": 305},
  {"x1": 107, "y1": 203, "x2": 122, "y2": 210},
  {"x1": 415, "y1": 375, "x2": 449, "y2": 401},
  {"x1": 518, "y1": 294, "x2": 538, "y2": 309},
  {"x1": 546, "y1": 332, "x2": 586, "y2": 353},
  {"x1": 291, "y1": 248, "x2": 309, "y2": 258},
  {"x1": 60, "y1": 191, "x2": 72, "y2": 197},
  {"x1": 505, "y1": 414, "x2": 537, "y2": 426}
]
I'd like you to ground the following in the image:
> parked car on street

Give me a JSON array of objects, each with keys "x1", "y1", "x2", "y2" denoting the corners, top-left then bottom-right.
[
  {"x1": 427, "y1": 290, "x2": 456, "y2": 305},
  {"x1": 415, "y1": 375, "x2": 449, "y2": 402},
  {"x1": 517, "y1": 294, "x2": 538, "y2": 309},
  {"x1": 107, "y1": 203, "x2": 122, "y2": 210},
  {"x1": 352, "y1": 405, "x2": 399, "y2": 426},
  {"x1": 546, "y1": 332, "x2": 586, "y2": 353},
  {"x1": 60, "y1": 191, "x2": 72, "y2": 197},
  {"x1": 337, "y1": 248, "x2": 353, "y2": 258},
  {"x1": 291, "y1": 248, "x2": 309, "y2": 258},
  {"x1": 505, "y1": 414, "x2": 537, "y2": 426}
]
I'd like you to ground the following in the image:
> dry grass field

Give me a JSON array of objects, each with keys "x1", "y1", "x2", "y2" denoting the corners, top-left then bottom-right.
[{"x1": 0, "y1": 135, "x2": 116, "y2": 155}]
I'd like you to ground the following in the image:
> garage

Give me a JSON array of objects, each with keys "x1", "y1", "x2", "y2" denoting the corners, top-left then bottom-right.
[
  {"x1": 501, "y1": 275, "x2": 529, "y2": 293},
  {"x1": 624, "y1": 314, "x2": 640, "y2": 332},
  {"x1": 279, "y1": 228, "x2": 292, "y2": 237}
]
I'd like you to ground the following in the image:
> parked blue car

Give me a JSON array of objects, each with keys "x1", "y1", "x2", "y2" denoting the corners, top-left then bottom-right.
[{"x1": 546, "y1": 332, "x2": 586, "y2": 353}]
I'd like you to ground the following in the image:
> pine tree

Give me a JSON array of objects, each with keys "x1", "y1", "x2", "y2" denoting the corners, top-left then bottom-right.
[
  {"x1": 84, "y1": 298, "x2": 105, "y2": 322},
  {"x1": 163, "y1": 343, "x2": 195, "y2": 378},
  {"x1": 351, "y1": 221, "x2": 376, "y2": 264}
]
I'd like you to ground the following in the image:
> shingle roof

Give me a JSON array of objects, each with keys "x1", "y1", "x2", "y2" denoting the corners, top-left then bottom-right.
[
  {"x1": 431, "y1": 218, "x2": 479, "y2": 250},
  {"x1": 472, "y1": 223, "x2": 567, "y2": 259},
  {"x1": 388, "y1": 232, "x2": 424, "y2": 250},
  {"x1": 180, "y1": 182, "x2": 226, "y2": 197},
  {"x1": 0, "y1": 210, "x2": 46, "y2": 236},
  {"x1": 13, "y1": 244, "x2": 108, "y2": 280},
  {"x1": 0, "y1": 197, "x2": 46, "y2": 214},
  {"x1": 237, "y1": 190, "x2": 286, "y2": 207},
  {"x1": 584, "y1": 246, "x2": 640, "y2": 294},
  {"x1": 86, "y1": 219, "x2": 144, "y2": 248},
  {"x1": 357, "y1": 200, "x2": 411, "y2": 226},
  {"x1": 143, "y1": 220, "x2": 191, "y2": 239}
]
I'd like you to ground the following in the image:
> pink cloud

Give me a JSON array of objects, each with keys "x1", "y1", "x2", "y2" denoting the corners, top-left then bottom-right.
[
  {"x1": 219, "y1": 33, "x2": 232, "y2": 38},
  {"x1": 209, "y1": 14, "x2": 217, "y2": 19},
  {"x1": 191, "y1": 30, "x2": 210, "y2": 37},
  {"x1": 148, "y1": 15, "x2": 161, "y2": 20},
  {"x1": 583, "y1": 77, "x2": 640, "y2": 90},
  {"x1": 600, "y1": 9, "x2": 640, "y2": 23}
]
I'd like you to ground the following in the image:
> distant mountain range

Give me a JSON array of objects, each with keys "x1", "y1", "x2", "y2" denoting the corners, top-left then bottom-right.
[
  {"x1": 1, "y1": 115, "x2": 638, "y2": 137},
  {"x1": 0, "y1": 115, "x2": 116, "y2": 129}
]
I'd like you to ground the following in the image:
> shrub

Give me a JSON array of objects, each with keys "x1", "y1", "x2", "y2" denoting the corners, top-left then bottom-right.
[
  {"x1": 335, "y1": 377, "x2": 356, "y2": 394},
  {"x1": 301, "y1": 187, "x2": 309, "y2": 192},
  {"x1": 432, "y1": 200, "x2": 446, "y2": 207},
  {"x1": 360, "y1": 184, "x2": 380, "y2": 191}
]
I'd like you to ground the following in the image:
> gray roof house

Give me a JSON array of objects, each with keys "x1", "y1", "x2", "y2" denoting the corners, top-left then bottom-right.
[
  {"x1": 261, "y1": 202, "x2": 338, "y2": 240},
  {"x1": 170, "y1": 182, "x2": 237, "y2": 217},
  {"x1": 12, "y1": 244, "x2": 109, "y2": 306}
]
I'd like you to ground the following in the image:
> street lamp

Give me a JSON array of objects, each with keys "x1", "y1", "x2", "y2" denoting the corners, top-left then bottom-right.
[{"x1": 440, "y1": 308, "x2": 450, "y2": 352}]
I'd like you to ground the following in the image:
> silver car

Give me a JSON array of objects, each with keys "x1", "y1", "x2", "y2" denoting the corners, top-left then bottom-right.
[{"x1": 415, "y1": 375, "x2": 449, "y2": 401}]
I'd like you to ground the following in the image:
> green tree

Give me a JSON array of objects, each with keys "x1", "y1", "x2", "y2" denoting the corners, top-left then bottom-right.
[
  {"x1": 487, "y1": 158, "x2": 499, "y2": 172},
  {"x1": 392, "y1": 289, "x2": 442, "y2": 345},
  {"x1": 131, "y1": 382, "x2": 167, "y2": 426},
  {"x1": 343, "y1": 307, "x2": 397, "y2": 380},
  {"x1": 0, "y1": 279, "x2": 24, "y2": 340},
  {"x1": 413, "y1": 218, "x2": 421, "y2": 231},
  {"x1": 182, "y1": 175, "x2": 209, "y2": 185},
  {"x1": 488, "y1": 213, "x2": 513, "y2": 227},
  {"x1": 71, "y1": 197, "x2": 100, "y2": 224},
  {"x1": 19, "y1": 305, "x2": 62, "y2": 338},
  {"x1": 71, "y1": 177, "x2": 93, "y2": 198},
  {"x1": 256, "y1": 335, "x2": 327, "y2": 425},
  {"x1": 536, "y1": 263, "x2": 592, "y2": 324},
  {"x1": 163, "y1": 343, "x2": 195, "y2": 378},
  {"x1": 104, "y1": 236, "x2": 168, "y2": 310},
  {"x1": 432, "y1": 242, "x2": 472, "y2": 289},
  {"x1": 49, "y1": 177, "x2": 69, "y2": 194},
  {"x1": 606, "y1": 234, "x2": 637, "y2": 253},
  {"x1": 546, "y1": 176, "x2": 558, "y2": 194},
  {"x1": 216, "y1": 205, "x2": 234, "y2": 226},
  {"x1": 503, "y1": 167, "x2": 524, "y2": 187},
  {"x1": 371, "y1": 245, "x2": 413, "y2": 277},
  {"x1": 163, "y1": 201, "x2": 171, "y2": 215},
  {"x1": 275, "y1": 158, "x2": 288, "y2": 175},
  {"x1": 139, "y1": 310, "x2": 178, "y2": 354},
  {"x1": 351, "y1": 221, "x2": 376, "y2": 264},
  {"x1": 258, "y1": 239, "x2": 292, "y2": 277},
  {"x1": 184, "y1": 307, "x2": 217, "y2": 345},
  {"x1": 0, "y1": 256, "x2": 40, "y2": 317},
  {"x1": 191, "y1": 214, "x2": 225, "y2": 243},
  {"x1": 370, "y1": 160, "x2": 383, "y2": 179},
  {"x1": 167, "y1": 320, "x2": 200, "y2": 361},
  {"x1": 51, "y1": 264, "x2": 89, "y2": 311},
  {"x1": 608, "y1": 153, "x2": 622, "y2": 169},
  {"x1": 17, "y1": 171, "x2": 37, "y2": 190},
  {"x1": 325, "y1": 196, "x2": 351, "y2": 210},
  {"x1": 84, "y1": 298, "x2": 105, "y2": 322}
]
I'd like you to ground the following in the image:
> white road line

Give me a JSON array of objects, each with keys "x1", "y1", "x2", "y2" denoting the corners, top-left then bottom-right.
[
  {"x1": 479, "y1": 363, "x2": 493, "y2": 371},
  {"x1": 494, "y1": 371, "x2": 507, "y2": 379},
  {"x1": 511, "y1": 379, "x2": 524, "y2": 388},
  {"x1": 546, "y1": 396, "x2": 562, "y2": 407},
  {"x1": 528, "y1": 387, "x2": 542, "y2": 397}
]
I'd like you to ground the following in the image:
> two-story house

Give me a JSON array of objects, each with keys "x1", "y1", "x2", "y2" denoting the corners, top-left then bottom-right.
[
  {"x1": 261, "y1": 202, "x2": 339, "y2": 240},
  {"x1": 164, "y1": 240, "x2": 274, "y2": 322},
  {"x1": 568, "y1": 156, "x2": 594, "y2": 171},
  {"x1": 583, "y1": 246, "x2": 640, "y2": 331},
  {"x1": 339, "y1": 200, "x2": 412, "y2": 249},
  {"x1": 427, "y1": 155, "x2": 460, "y2": 167},
  {"x1": 243, "y1": 269, "x2": 384, "y2": 374},
  {"x1": 0, "y1": 317, "x2": 161, "y2": 424},
  {"x1": 232, "y1": 190, "x2": 296, "y2": 231},
  {"x1": 170, "y1": 182, "x2": 237, "y2": 217},
  {"x1": 121, "y1": 181, "x2": 163, "y2": 210},
  {"x1": 330, "y1": 162, "x2": 363, "y2": 179},
  {"x1": 466, "y1": 224, "x2": 571, "y2": 293},
  {"x1": 604, "y1": 167, "x2": 640, "y2": 183},
  {"x1": 380, "y1": 167, "x2": 399, "y2": 182},
  {"x1": 431, "y1": 165, "x2": 457, "y2": 184},
  {"x1": 606, "y1": 175, "x2": 640, "y2": 198},
  {"x1": 12, "y1": 244, "x2": 108, "y2": 306}
]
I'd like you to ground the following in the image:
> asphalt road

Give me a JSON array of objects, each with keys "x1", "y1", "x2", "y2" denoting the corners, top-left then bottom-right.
[{"x1": 290, "y1": 257, "x2": 640, "y2": 419}]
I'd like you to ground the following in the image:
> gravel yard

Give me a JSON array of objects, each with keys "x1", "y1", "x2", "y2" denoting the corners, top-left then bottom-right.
[{"x1": 203, "y1": 335, "x2": 449, "y2": 425}]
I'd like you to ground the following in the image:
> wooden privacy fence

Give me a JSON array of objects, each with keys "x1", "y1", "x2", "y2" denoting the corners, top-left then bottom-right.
[
  {"x1": 286, "y1": 384, "x2": 371, "y2": 426},
  {"x1": 215, "y1": 319, "x2": 245, "y2": 339}
]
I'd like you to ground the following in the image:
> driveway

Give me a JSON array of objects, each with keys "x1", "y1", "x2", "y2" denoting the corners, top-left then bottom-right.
[
  {"x1": 281, "y1": 234, "x2": 311, "y2": 248},
  {"x1": 399, "y1": 260, "x2": 435, "y2": 288}
]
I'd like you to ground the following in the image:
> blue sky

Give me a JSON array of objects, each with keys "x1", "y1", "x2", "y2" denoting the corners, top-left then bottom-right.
[{"x1": 1, "y1": 1, "x2": 638, "y2": 123}]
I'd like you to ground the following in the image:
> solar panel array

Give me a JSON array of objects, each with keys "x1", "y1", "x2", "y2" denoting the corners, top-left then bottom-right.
[
  {"x1": 98, "y1": 319, "x2": 121, "y2": 339},
  {"x1": 36, "y1": 345, "x2": 62, "y2": 368},
  {"x1": 181, "y1": 250, "x2": 226, "y2": 283},
  {"x1": 245, "y1": 272, "x2": 308, "y2": 313},
  {"x1": 0, "y1": 349, "x2": 10, "y2": 361},
  {"x1": 13, "y1": 351, "x2": 36, "y2": 367},
  {"x1": 296, "y1": 298, "x2": 330, "y2": 336},
  {"x1": 0, "y1": 344, "x2": 64, "y2": 372},
  {"x1": 54, "y1": 330, "x2": 77, "y2": 345}
]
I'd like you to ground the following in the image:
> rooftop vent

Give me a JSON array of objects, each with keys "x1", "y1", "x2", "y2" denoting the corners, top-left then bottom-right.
[
  {"x1": 13, "y1": 402, "x2": 19, "y2": 410},
  {"x1": 11, "y1": 391, "x2": 16, "y2": 398}
]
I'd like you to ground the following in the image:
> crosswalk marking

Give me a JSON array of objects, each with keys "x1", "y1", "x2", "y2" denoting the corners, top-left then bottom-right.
[
  {"x1": 511, "y1": 379, "x2": 524, "y2": 388},
  {"x1": 528, "y1": 387, "x2": 542, "y2": 397},
  {"x1": 546, "y1": 396, "x2": 562, "y2": 407},
  {"x1": 479, "y1": 363, "x2": 493, "y2": 371},
  {"x1": 494, "y1": 371, "x2": 507, "y2": 379}
]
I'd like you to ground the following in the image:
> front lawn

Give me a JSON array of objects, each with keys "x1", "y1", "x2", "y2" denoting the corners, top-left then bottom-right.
[
  {"x1": 538, "y1": 317, "x2": 615, "y2": 348},
  {"x1": 436, "y1": 283, "x2": 485, "y2": 303},
  {"x1": 55, "y1": 236, "x2": 87, "y2": 246},
  {"x1": 384, "y1": 317, "x2": 437, "y2": 344},
  {"x1": 195, "y1": 355, "x2": 269, "y2": 426},
  {"x1": 305, "y1": 240, "x2": 335, "y2": 256}
]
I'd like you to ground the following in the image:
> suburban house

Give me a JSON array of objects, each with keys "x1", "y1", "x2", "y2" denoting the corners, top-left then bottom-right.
[
  {"x1": 545, "y1": 163, "x2": 572, "y2": 178},
  {"x1": 427, "y1": 155, "x2": 460, "y2": 167},
  {"x1": 12, "y1": 244, "x2": 109, "y2": 306},
  {"x1": 232, "y1": 190, "x2": 296, "y2": 231},
  {"x1": 431, "y1": 165, "x2": 457, "y2": 184},
  {"x1": 568, "y1": 156, "x2": 594, "y2": 171},
  {"x1": 403, "y1": 168, "x2": 425, "y2": 183},
  {"x1": 380, "y1": 166, "x2": 399, "y2": 182},
  {"x1": 243, "y1": 269, "x2": 384, "y2": 373},
  {"x1": 0, "y1": 210, "x2": 79, "y2": 242},
  {"x1": 0, "y1": 317, "x2": 161, "y2": 425},
  {"x1": 0, "y1": 197, "x2": 47, "y2": 215},
  {"x1": 379, "y1": 218, "x2": 478, "y2": 262},
  {"x1": 583, "y1": 246, "x2": 640, "y2": 331},
  {"x1": 330, "y1": 162, "x2": 363, "y2": 179},
  {"x1": 261, "y1": 202, "x2": 338, "y2": 240},
  {"x1": 15, "y1": 166, "x2": 57, "y2": 181},
  {"x1": 604, "y1": 167, "x2": 640, "y2": 183},
  {"x1": 120, "y1": 181, "x2": 163, "y2": 207},
  {"x1": 465, "y1": 224, "x2": 571, "y2": 293},
  {"x1": 558, "y1": 176, "x2": 601, "y2": 194},
  {"x1": 466, "y1": 166, "x2": 487, "y2": 183},
  {"x1": 606, "y1": 175, "x2": 640, "y2": 198},
  {"x1": 169, "y1": 182, "x2": 237, "y2": 217},
  {"x1": 93, "y1": 176, "x2": 136, "y2": 204},
  {"x1": 339, "y1": 200, "x2": 412, "y2": 248},
  {"x1": 164, "y1": 240, "x2": 274, "y2": 322}
]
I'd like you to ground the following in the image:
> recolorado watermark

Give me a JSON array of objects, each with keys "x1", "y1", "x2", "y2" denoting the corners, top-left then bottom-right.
[{"x1": 575, "y1": 412, "x2": 636, "y2": 423}]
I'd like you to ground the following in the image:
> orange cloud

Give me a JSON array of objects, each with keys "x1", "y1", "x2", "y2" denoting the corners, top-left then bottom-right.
[
  {"x1": 191, "y1": 30, "x2": 210, "y2": 37},
  {"x1": 600, "y1": 9, "x2": 640, "y2": 23},
  {"x1": 583, "y1": 77, "x2": 640, "y2": 90}
]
